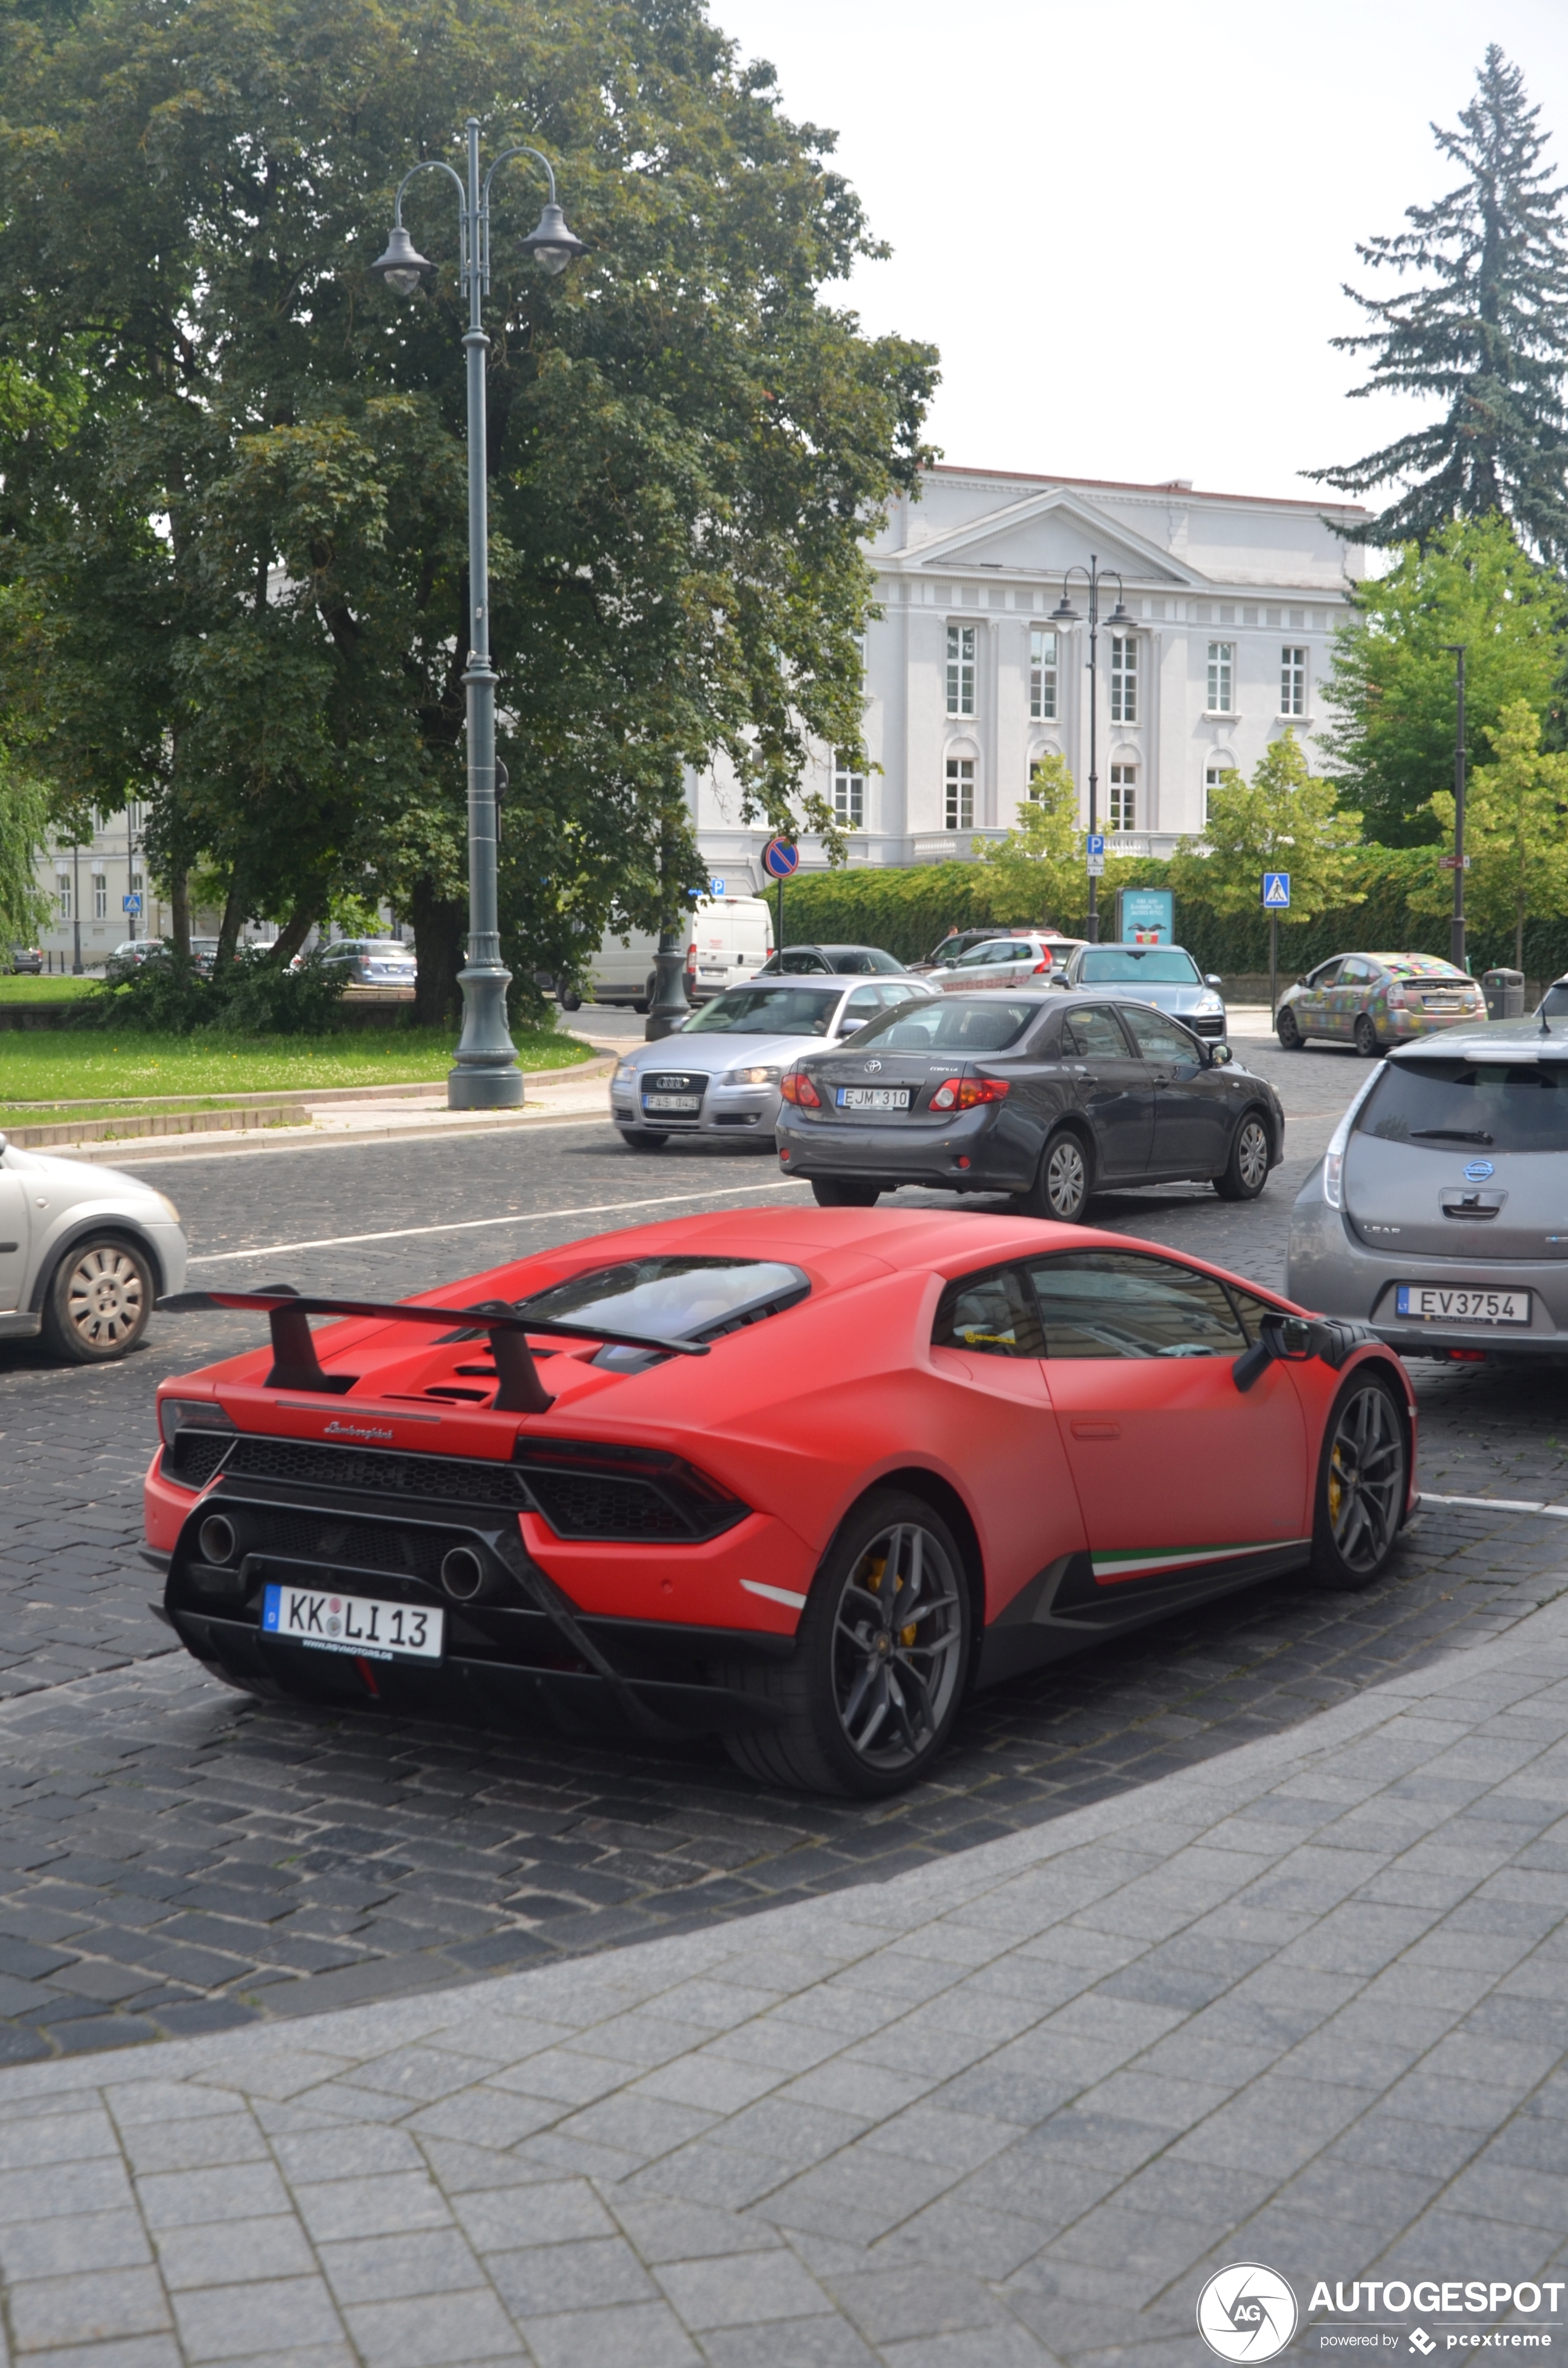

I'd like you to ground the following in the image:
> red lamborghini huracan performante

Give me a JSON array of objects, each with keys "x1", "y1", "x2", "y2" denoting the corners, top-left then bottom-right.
[{"x1": 147, "y1": 1209, "x2": 1417, "y2": 1797}]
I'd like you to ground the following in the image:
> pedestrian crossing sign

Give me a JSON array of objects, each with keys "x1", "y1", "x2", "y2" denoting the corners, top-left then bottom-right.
[{"x1": 1261, "y1": 872, "x2": 1291, "y2": 909}]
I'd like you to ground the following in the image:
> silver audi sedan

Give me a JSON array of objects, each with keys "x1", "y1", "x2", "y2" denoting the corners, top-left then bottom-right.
[
  {"x1": 609, "y1": 977, "x2": 935, "y2": 1149},
  {"x1": 1287, "y1": 1019, "x2": 1568, "y2": 1361}
]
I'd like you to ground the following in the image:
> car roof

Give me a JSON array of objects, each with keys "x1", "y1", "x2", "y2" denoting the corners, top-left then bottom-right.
[{"x1": 1390, "y1": 1020, "x2": 1568, "y2": 1063}]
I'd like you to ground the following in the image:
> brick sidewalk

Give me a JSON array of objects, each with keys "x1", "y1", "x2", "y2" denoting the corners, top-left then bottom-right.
[{"x1": 2, "y1": 1586, "x2": 1567, "y2": 2366}]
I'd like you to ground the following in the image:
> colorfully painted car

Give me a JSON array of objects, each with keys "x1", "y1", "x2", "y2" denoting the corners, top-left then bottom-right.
[
  {"x1": 608, "y1": 977, "x2": 935, "y2": 1149},
  {"x1": 0, "y1": 1135, "x2": 186, "y2": 1359},
  {"x1": 1276, "y1": 953, "x2": 1485, "y2": 1055},
  {"x1": 1051, "y1": 944, "x2": 1228, "y2": 1039},
  {"x1": 776, "y1": 990, "x2": 1282, "y2": 1216},
  {"x1": 148, "y1": 1207, "x2": 1415, "y2": 1796},
  {"x1": 1287, "y1": 1020, "x2": 1568, "y2": 1362}
]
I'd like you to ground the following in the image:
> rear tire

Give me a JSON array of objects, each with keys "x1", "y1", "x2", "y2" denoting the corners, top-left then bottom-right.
[
  {"x1": 1354, "y1": 1013, "x2": 1379, "y2": 1057},
  {"x1": 720, "y1": 1490, "x2": 972, "y2": 1796},
  {"x1": 1277, "y1": 1008, "x2": 1303, "y2": 1050},
  {"x1": 558, "y1": 986, "x2": 582, "y2": 1012},
  {"x1": 1213, "y1": 1112, "x2": 1271, "y2": 1202},
  {"x1": 40, "y1": 1236, "x2": 153, "y2": 1363},
  {"x1": 617, "y1": 1129, "x2": 668, "y2": 1151},
  {"x1": 1309, "y1": 1371, "x2": 1407, "y2": 1591},
  {"x1": 1018, "y1": 1126, "x2": 1093, "y2": 1222},
  {"x1": 810, "y1": 1179, "x2": 881, "y2": 1207}
]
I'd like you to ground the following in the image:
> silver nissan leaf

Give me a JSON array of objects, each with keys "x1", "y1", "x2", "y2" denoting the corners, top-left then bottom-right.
[{"x1": 1287, "y1": 1019, "x2": 1568, "y2": 1361}]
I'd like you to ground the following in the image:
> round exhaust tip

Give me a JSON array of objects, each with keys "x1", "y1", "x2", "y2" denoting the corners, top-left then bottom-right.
[
  {"x1": 440, "y1": 1546, "x2": 487, "y2": 1602},
  {"x1": 198, "y1": 1514, "x2": 236, "y2": 1566}
]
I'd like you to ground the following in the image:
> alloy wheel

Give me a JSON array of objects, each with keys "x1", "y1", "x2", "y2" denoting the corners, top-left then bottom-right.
[
  {"x1": 1044, "y1": 1136, "x2": 1088, "y2": 1220},
  {"x1": 831, "y1": 1521, "x2": 964, "y2": 1771},
  {"x1": 1326, "y1": 1385, "x2": 1404, "y2": 1573},
  {"x1": 64, "y1": 1244, "x2": 146, "y2": 1350}
]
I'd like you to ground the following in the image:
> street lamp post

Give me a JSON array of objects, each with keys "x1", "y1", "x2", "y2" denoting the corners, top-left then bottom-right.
[
  {"x1": 372, "y1": 121, "x2": 584, "y2": 1108},
  {"x1": 71, "y1": 838, "x2": 81, "y2": 975},
  {"x1": 1445, "y1": 643, "x2": 1468, "y2": 974},
  {"x1": 1051, "y1": 556, "x2": 1130, "y2": 944}
]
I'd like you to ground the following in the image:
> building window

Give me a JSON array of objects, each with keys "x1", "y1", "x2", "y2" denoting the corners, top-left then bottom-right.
[
  {"x1": 1203, "y1": 762, "x2": 1232, "y2": 822},
  {"x1": 946, "y1": 624, "x2": 975, "y2": 716},
  {"x1": 1207, "y1": 642, "x2": 1234, "y2": 713},
  {"x1": 56, "y1": 872, "x2": 70, "y2": 923},
  {"x1": 1281, "y1": 645, "x2": 1307, "y2": 716},
  {"x1": 1110, "y1": 635, "x2": 1138, "y2": 724},
  {"x1": 1029, "y1": 629, "x2": 1057, "y2": 721},
  {"x1": 1109, "y1": 764, "x2": 1137, "y2": 831},
  {"x1": 833, "y1": 755, "x2": 865, "y2": 829},
  {"x1": 92, "y1": 872, "x2": 107, "y2": 921},
  {"x1": 945, "y1": 758, "x2": 974, "y2": 830}
]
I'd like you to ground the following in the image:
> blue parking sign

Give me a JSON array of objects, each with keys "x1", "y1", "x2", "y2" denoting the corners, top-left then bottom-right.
[
  {"x1": 1261, "y1": 872, "x2": 1291, "y2": 910},
  {"x1": 1086, "y1": 834, "x2": 1106, "y2": 859}
]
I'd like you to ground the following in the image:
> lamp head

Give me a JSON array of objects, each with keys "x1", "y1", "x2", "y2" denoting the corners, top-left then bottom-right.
[
  {"x1": 520, "y1": 201, "x2": 586, "y2": 275},
  {"x1": 1050, "y1": 593, "x2": 1080, "y2": 623},
  {"x1": 371, "y1": 223, "x2": 432, "y2": 297},
  {"x1": 1106, "y1": 596, "x2": 1131, "y2": 626}
]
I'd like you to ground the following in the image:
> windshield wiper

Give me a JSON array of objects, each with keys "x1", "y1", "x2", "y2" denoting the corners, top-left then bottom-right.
[{"x1": 1410, "y1": 1128, "x2": 1494, "y2": 1143}]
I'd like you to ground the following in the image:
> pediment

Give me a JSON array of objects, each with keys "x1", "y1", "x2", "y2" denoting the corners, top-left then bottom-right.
[{"x1": 892, "y1": 488, "x2": 1199, "y2": 588}]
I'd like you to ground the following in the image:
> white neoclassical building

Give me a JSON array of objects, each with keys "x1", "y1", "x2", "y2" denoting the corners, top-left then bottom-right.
[{"x1": 691, "y1": 464, "x2": 1369, "y2": 889}]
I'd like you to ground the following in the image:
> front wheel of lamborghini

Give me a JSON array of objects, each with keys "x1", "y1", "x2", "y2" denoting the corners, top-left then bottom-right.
[
  {"x1": 1309, "y1": 1371, "x2": 1407, "y2": 1591},
  {"x1": 720, "y1": 1490, "x2": 972, "y2": 1796}
]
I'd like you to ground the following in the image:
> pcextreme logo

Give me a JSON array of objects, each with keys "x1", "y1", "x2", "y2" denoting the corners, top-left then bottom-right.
[{"x1": 1197, "y1": 2265, "x2": 1299, "y2": 2361}]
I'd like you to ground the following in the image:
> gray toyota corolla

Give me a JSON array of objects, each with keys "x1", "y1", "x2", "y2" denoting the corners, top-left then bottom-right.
[{"x1": 1287, "y1": 1019, "x2": 1568, "y2": 1360}]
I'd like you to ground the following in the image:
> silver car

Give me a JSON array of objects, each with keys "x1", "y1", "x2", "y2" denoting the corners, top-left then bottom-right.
[
  {"x1": 1051, "y1": 943, "x2": 1228, "y2": 1039},
  {"x1": 1287, "y1": 1020, "x2": 1568, "y2": 1361},
  {"x1": 609, "y1": 976, "x2": 935, "y2": 1148},
  {"x1": 0, "y1": 1135, "x2": 188, "y2": 1360}
]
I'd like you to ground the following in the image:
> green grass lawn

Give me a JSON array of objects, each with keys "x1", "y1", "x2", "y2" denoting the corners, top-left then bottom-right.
[
  {"x1": 0, "y1": 1024, "x2": 591, "y2": 1112},
  {"x1": 0, "y1": 974, "x2": 99, "y2": 1002}
]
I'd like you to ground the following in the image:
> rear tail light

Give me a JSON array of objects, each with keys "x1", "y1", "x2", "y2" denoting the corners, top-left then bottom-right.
[
  {"x1": 1386, "y1": 988, "x2": 1407, "y2": 1008},
  {"x1": 781, "y1": 1069, "x2": 822, "y2": 1107},
  {"x1": 929, "y1": 1076, "x2": 1011, "y2": 1112},
  {"x1": 1032, "y1": 956, "x2": 1053, "y2": 974}
]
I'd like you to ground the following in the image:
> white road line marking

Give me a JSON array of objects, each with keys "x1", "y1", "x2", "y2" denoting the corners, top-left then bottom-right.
[
  {"x1": 187, "y1": 1177, "x2": 804, "y2": 1265},
  {"x1": 1422, "y1": 1491, "x2": 1568, "y2": 1520}
]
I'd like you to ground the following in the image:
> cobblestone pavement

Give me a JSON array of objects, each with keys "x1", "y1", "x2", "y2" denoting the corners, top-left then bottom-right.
[
  {"x1": 1, "y1": 1588, "x2": 1567, "y2": 2366},
  {"x1": 1, "y1": 1047, "x2": 1566, "y2": 2064}
]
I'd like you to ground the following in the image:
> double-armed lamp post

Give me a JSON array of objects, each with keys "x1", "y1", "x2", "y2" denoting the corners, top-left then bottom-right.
[
  {"x1": 372, "y1": 122, "x2": 584, "y2": 1108},
  {"x1": 1050, "y1": 557, "x2": 1130, "y2": 945}
]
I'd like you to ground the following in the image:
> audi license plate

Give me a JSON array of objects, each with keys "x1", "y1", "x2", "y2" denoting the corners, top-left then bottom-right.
[
  {"x1": 836, "y1": 1087, "x2": 912, "y2": 1111},
  {"x1": 644, "y1": 1094, "x2": 701, "y2": 1112},
  {"x1": 262, "y1": 1582, "x2": 444, "y2": 1662},
  {"x1": 1395, "y1": 1285, "x2": 1531, "y2": 1326}
]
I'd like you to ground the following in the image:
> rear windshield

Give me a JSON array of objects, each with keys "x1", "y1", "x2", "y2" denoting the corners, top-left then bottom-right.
[
  {"x1": 853, "y1": 997, "x2": 1040, "y2": 1052},
  {"x1": 515, "y1": 1256, "x2": 807, "y2": 1342},
  {"x1": 1077, "y1": 948, "x2": 1200, "y2": 985},
  {"x1": 1357, "y1": 1059, "x2": 1568, "y2": 1153},
  {"x1": 685, "y1": 985, "x2": 840, "y2": 1035},
  {"x1": 1541, "y1": 984, "x2": 1568, "y2": 1016}
]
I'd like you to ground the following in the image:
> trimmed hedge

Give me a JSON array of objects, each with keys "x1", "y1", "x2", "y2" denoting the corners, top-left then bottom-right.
[{"x1": 780, "y1": 851, "x2": 1568, "y2": 982}]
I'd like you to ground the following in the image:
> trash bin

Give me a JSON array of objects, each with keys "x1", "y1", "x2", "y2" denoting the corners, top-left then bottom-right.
[{"x1": 1482, "y1": 968, "x2": 1524, "y2": 1020}]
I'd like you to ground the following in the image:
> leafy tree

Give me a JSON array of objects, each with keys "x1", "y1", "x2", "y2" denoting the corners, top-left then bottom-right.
[
  {"x1": 0, "y1": 0, "x2": 936, "y2": 1022},
  {"x1": 1411, "y1": 696, "x2": 1568, "y2": 969},
  {"x1": 1311, "y1": 46, "x2": 1568, "y2": 560},
  {"x1": 0, "y1": 748, "x2": 49, "y2": 951},
  {"x1": 1319, "y1": 514, "x2": 1566, "y2": 845},
  {"x1": 975, "y1": 753, "x2": 1084, "y2": 927},
  {"x1": 1170, "y1": 730, "x2": 1364, "y2": 923}
]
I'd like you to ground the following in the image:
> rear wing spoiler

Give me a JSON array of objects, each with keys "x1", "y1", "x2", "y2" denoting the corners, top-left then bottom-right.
[{"x1": 159, "y1": 1287, "x2": 707, "y2": 1415}]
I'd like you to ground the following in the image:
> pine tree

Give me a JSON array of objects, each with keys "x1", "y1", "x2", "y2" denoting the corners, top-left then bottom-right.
[{"x1": 1311, "y1": 46, "x2": 1568, "y2": 561}]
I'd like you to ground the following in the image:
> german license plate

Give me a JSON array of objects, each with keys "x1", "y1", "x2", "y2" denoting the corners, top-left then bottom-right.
[
  {"x1": 261, "y1": 1582, "x2": 444, "y2": 1662},
  {"x1": 1395, "y1": 1285, "x2": 1531, "y2": 1326},
  {"x1": 644, "y1": 1093, "x2": 701, "y2": 1112},
  {"x1": 836, "y1": 1087, "x2": 911, "y2": 1111}
]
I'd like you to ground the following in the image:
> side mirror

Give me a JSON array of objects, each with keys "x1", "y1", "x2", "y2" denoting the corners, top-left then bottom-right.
[
  {"x1": 1204, "y1": 974, "x2": 1222, "y2": 990},
  {"x1": 1233, "y1": 1313, "x2": 1338, "y2": 1394},
  {"x1": 1295, "y1": 976, "x2": 1307, "y2": 988},
  {"x1": 1208, "y1": 1041, "x2": 1233, "y2": 1067}
]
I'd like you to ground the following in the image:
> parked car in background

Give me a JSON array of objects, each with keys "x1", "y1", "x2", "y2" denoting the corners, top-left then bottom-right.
[
  {"x1": 315, "y1": 940, "x2": 417, "y2": 989},
  {"x1": 104, "y1": 939, "x2": 167, "y2": 982},
  {"x1": 7, "y1": 946, "x2": 43, "y2": 975},
  {"x1": 917, "y1": 927, "x2": 1085, "y2": 977},
  {"x1": 1277, "y1": 953, "x2": 1485, "y2": 1055},
  {"x1": 0, "y1": 1134, "x2": 186, "y2": 1361},
  {"x1": 776, "y1": 989, "x2": 1281, "y2": 1217},
  {"x1": 926, "y1": 932, "x2": 1085, "y2": 995},
  {"x1": 1287, "y1": 1021, "x2": 1568, "y2": 1362},
  {"x1": 1051, "y1": 943, "x2": 1227, "y2": 1039},
  {"x1": 750, "y1": 944, "x2": 912, "y2": 980},
  {"x1": 609, "y1": 974, "x2": 935, "y2": 1148},
  {"x1": 572, "y1": 897, "x2": 774, "y2": 1011}
]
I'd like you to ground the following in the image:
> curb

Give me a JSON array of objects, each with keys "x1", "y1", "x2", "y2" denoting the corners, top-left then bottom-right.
[
  {"x1": 49, "y1": 1077, "x2": 615, "y2": 1166},
  {"x1": 2, "y1": 1103, "x2": 311, "y2": 1148}
]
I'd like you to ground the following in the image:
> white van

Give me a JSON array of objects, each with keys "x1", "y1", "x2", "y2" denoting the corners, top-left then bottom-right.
[{"x1": 575, "y1": 896, "x2": 775, "y2": 1011}]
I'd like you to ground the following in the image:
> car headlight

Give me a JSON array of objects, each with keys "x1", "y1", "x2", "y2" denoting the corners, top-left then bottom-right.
[
  {"x1": 724, "y1": 1065, "x2": 781, "y2": 1087},
  {"x1": 612, "y1": 1061, "x2": 638, "y2": 1086},
  {"x1": 1195, "y1": 994, "x2": 1224, "y2": 1013},
  {"x1": 153, "y1": 1192, "x2": 181, "y2": 1224}
]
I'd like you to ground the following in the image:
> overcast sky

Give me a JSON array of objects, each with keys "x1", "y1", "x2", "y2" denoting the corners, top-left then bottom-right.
[{"x1": 713, "y1": 0, "x2": 1568, "y2": 511}]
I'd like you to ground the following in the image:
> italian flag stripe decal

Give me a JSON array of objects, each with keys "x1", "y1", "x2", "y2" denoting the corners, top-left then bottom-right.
[{"x1": 1091, "y1": 1539, "x2": 1311, "y2": 1583}]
